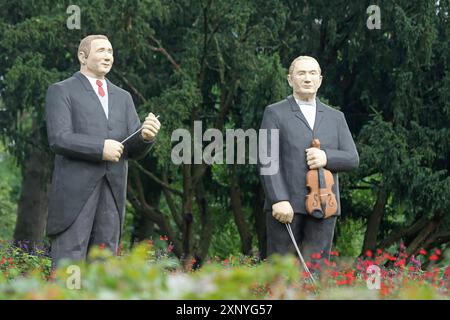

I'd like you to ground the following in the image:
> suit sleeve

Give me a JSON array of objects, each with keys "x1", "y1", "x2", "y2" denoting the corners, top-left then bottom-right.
[
  {"x1": 322, "y1": 112, "x2": 359, "y2": 172},
  {"x1": 45, "y1": 84, "x2": 105, "y2": 162},
  {"x1": 259, "y1": 106, "x2": 290, "y2": 205},
  {"x1": 124, "y1": 92, "x2": 154, "y2": 160}
]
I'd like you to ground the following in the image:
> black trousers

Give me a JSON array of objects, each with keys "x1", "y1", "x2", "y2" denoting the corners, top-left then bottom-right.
[{"x1": 266, "y1": 211, "x2": 337, "y2": 262}]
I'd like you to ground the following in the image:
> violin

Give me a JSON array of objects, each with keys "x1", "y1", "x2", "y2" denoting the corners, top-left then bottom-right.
[{"x1": 305, "y1": 139, "x2": 337, "y2": 219}]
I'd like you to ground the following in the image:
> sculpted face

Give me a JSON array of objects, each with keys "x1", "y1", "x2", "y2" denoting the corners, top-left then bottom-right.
[
  {"x1": 287, "y1": 58, "x2": 322, "y2": 100},
  {"x1": 79, "y1": 39, "x2": 114, "y2": 78}
]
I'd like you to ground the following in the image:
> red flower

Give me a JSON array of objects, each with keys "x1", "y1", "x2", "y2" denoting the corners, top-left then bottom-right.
[
  {"x1": 444, "y1": 266, "x2": 450, "y2": 278},
  {"x1": 167, "y1": 243, "x2": 173, "y2": 253},
  {"x1": 330, "y1": 270, "x2": 339, "y2": 278},
  {"x1": 435, "y1": 249, "x2": 442, "y2": 256},
  {"x1": 394, "y1": 259, "x2": 406, "y2": 267},
  {"x1": 223, "y1": 258, "x2": 229, "y2": 264},
  {"x1": 330, "y1": 251, "x2": 339, "y2": 256},
  {"x1": 380, "y1": 282, "x2": 391, "y2": 297},
  {"x1": 311, "y1": 252, "x2": 322, "y2": 260},
  {"x1": 365, "y1": 250, "x2": 373, "y2": 258},
  {"x1": 0, "y1": 257, "x2": 5, "y2": 265},
  {"x1": 429, "y1": 254, "x2": 439, "y2": 261},
  {"x1": 419, "y1": 249, "x2": 427, "y2": 255},
  {"x1": 7, "y1": 258, "x2": 13, "y2": 265},
  {"x1": 376, "y1": 249, "x2": 383, "y2": 255},
  {"x1": 313, "y1": 263, "x2": 322, "y2": 271},
  {"x1": 99, "y1": 243, "x2": 106, "y2": 250}
]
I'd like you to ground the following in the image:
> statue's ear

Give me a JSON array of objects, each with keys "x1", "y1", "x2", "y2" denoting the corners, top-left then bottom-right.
[
  {"x1": 78, "y1": 51, "x2": 87, "y2": 65},
  {"x1": 287, "y1": 74, "x2": 293, "y2": 87}
]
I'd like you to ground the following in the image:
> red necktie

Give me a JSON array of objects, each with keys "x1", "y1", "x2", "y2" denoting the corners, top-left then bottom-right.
[{"x1": 96, "y1": 80, "x2": 105, "y2": 97}]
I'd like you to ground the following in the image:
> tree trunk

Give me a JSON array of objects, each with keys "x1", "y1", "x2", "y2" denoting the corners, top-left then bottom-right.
[
  {"x1": 361, "y1": 187, "x2": 388, "y2": 254},
  {"x1": 229, "y1": 165, "x2": 253, "y2": 255},
  {"x1": 13, "y1": 144, "x2": 50, "y2": 247},
  {"x1": 196, "y1": 178, "x2": 213, "y2": 264},
  {"x1": 253, "y1": 184, "x2": 266, "y2": 260},
  {"x1": 379, "y1": 215, "x2": 428, "y2": 249},
  {"x1": 406, "y1": 213, "x2": 444, "y2": 256},
  {"x1": 181, "y1": 163, "x2": 194, "y2": 268}
]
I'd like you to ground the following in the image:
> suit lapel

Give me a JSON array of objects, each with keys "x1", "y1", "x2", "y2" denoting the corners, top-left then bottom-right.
[
  {"x1": 287, "y1": 95, "x2": 325, "y2": 136},
  {"x1": 313, "y1": 98, "x2": 325, "y2": 135},
  {"x1": 105, "y1": 78, "x2": 116, "y2": 125},
  {"x1": 288, "y1": 95, "x2": 312, "y2": 131},
  {"x1": 74, "y1": 72, "x2": 108, "y2": 122}
]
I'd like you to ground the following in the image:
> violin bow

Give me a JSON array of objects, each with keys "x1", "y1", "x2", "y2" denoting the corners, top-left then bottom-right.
[{"x1": 285, "y1": 223, "x2": 318, "y2": 291}]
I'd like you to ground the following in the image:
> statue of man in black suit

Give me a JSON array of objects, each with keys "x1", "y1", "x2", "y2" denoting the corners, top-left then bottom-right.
[
  {"x1": 260, "y1": 56, "x2": 359, "y2": 262},
  {"x1": 45, "y1": 35, "x2": 161, "y2": 267}
]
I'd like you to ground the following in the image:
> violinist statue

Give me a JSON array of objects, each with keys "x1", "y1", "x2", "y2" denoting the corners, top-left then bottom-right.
[{"x1": 259, "y1": 56, "x2": 359, "y2": 262}]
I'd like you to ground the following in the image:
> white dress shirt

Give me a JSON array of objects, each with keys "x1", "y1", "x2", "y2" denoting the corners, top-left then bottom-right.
[
  {"x1": 295, "y1": 98, "x2": 316, "y2": 130},
  {"x1": 83, "y1": 74, "x2": 109, "y2": 119}
]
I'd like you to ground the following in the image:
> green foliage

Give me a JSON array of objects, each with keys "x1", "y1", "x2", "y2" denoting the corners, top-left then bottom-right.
[
  {"x1": 0, "y1": 240, "x2": 51, "y2": 281},
  {"x1": 0, "y1": 242, "x2": 448, "y2": 300},
  {"x1": 208, "y1": 216, "x2": 243, "y2": 258},
  {"x1": 335, "y1": 218, "x2": 366, "y2": 258},
  {"x1": 0, "y1": 144, "x2": 20, "y2": 239}
]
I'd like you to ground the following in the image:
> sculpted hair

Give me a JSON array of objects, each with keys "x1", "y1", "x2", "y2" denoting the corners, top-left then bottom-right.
[
  {"x1": 288, "y1": 56, "x2": 321, "y2": 75},
  {"x1": 78, "y1": 35, "x2": 109, "y2": 60}
]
